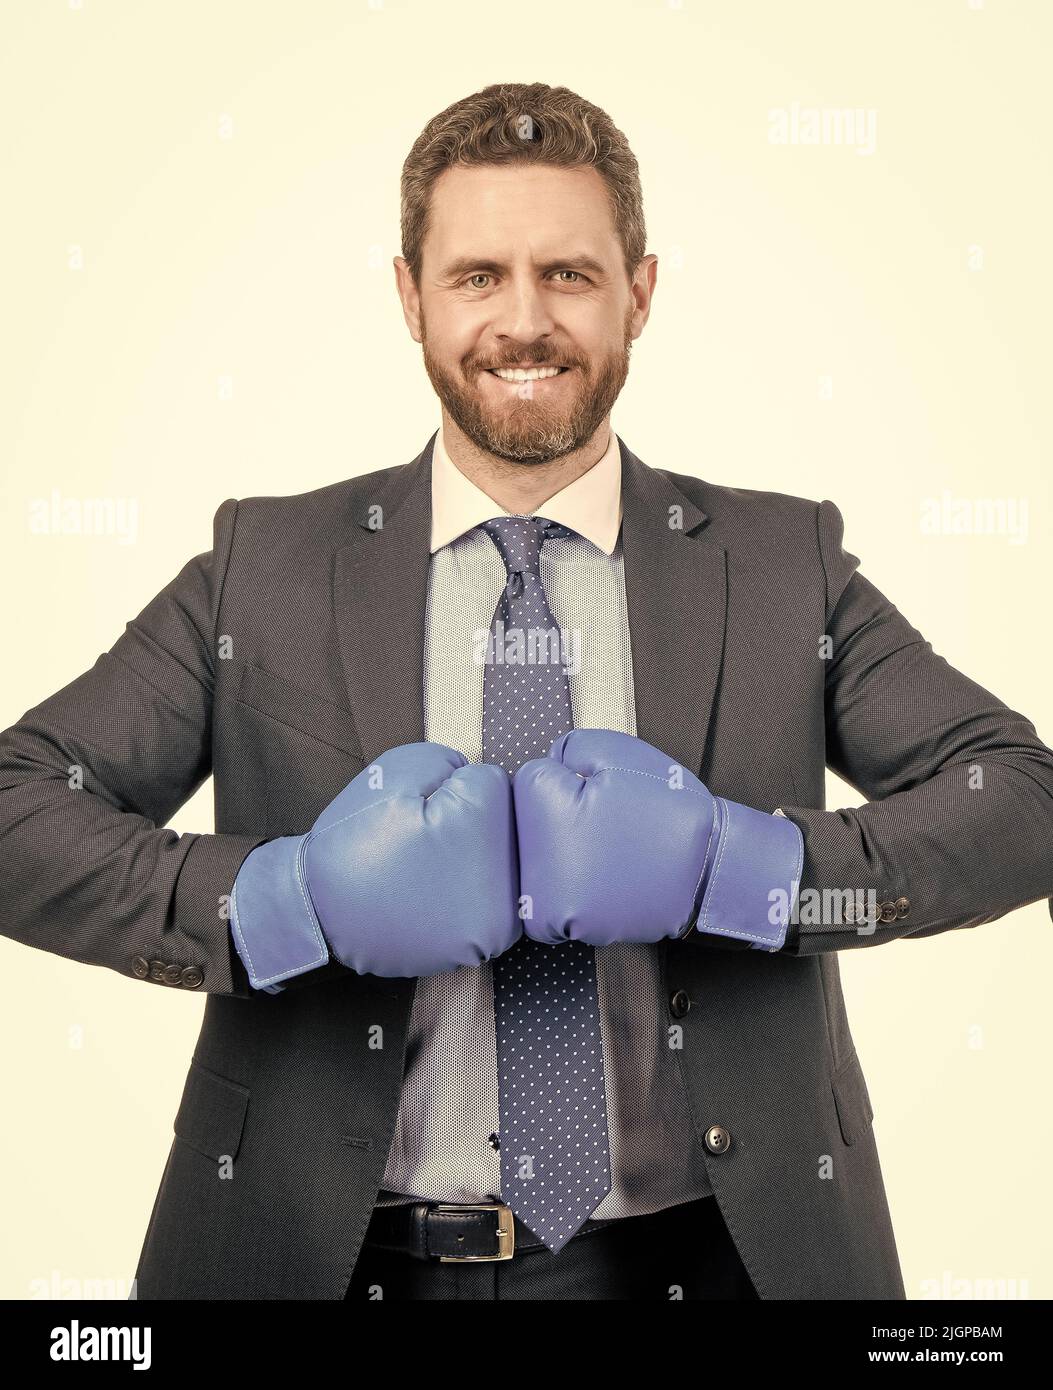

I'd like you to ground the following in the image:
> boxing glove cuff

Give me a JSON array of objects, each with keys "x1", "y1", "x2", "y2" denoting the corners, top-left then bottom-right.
[
  {"x1": 694, "y1": 797, "x2": 804, "y2": 952},
  {"x1": 229, "y1": 834, "x2": 328, "y2": 991}
]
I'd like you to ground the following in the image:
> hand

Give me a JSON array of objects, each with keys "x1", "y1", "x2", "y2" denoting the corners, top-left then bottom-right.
[
  {"x1": 231, "y1": 742, "x2": 520, "y2": 987},
  {"x1": 512, "y1": 729, "x2": 802, "y2": 951}
]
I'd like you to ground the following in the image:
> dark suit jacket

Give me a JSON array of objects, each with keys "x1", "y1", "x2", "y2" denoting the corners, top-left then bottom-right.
[{"x1": 2, "y1": 432, "x2": 1051, "y2": 1299}]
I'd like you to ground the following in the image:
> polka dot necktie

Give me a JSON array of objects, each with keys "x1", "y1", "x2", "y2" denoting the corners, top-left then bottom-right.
[{"x1": 478, "y1": 514, "x2": 612, "y2": 1254}]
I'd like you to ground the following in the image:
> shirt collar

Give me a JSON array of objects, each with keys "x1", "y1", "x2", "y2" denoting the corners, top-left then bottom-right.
[{"x1": 429, "y1": 423, "x2": 622, "y2": 555}]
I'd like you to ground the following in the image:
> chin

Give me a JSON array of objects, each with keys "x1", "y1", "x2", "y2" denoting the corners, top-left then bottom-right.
[{"x1": 477, "y1": 429, "x2": 584, "y2": 465}]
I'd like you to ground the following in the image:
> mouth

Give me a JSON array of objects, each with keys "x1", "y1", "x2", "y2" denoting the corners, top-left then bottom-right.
[{"x1": 483, "y1": 365, "x2": 573, "y2": 386}]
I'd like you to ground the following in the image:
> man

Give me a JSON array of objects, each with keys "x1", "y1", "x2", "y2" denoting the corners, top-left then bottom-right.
[{"x1": 2, "y1": 81, "x2": 1051, "y2": 1301}]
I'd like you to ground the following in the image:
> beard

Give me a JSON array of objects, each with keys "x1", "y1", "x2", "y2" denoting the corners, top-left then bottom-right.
[{"x1": 420, "y1": 306, "x2": 634, "y2": 464}]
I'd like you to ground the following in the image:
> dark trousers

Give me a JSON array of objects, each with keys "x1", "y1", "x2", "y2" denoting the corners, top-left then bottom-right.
[{"x1": 345, "y1": 1194, "x2": 759, "y2": 1301}]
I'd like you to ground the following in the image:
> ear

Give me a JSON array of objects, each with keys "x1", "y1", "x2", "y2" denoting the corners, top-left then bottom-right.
[
  {"x1": 629, "y1": 252, "x2": 658, "y2": 339},
  {"x1": 393, "y1": 256, "x2": 423, "y2": 343}
]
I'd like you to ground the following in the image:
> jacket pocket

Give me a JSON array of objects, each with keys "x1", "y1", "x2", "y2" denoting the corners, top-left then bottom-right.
[
  {"x1": 235, "y1": 662, "x2": 363, "y2": 758},
  {"x1": 830, "y1": 1049, "x2": 875, "y2": 1145},
  {"x1": 173, "y1": 1059, "x2": 250, "y2": 1162}
]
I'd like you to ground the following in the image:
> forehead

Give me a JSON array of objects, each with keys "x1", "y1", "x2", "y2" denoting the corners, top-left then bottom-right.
[{"x1": 425, "y1": 164, "x2": 616, "y2": 258}]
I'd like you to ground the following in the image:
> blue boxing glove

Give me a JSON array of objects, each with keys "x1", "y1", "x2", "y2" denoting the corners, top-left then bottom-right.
[
  {"x1": 513, "y1": 729, "x2": 803, "y2": 951},
  {"x1": 230, "y1": 742, "x2": 520, "y2": 990}
]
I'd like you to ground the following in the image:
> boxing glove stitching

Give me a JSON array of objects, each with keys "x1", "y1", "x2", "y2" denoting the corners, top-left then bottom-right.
[
  {"x1": 698, "y1": 798, "x2": 797, "y2": 947},
  {"x1": 307, "y1": 794, "x2": 410, "y2": 843},
  {"x1": 573, "y1": 765, "x2": 711, "y2": 800},
  {"x1": 229, "y1": 842, "x2": 328, "y2": 985},
  {"x1": 687, "y1": 795, "x2": 723, "y2": 930},
  {"x1": 699, "y1": 797, "x2": 733, "y2": 934},
  {"x1": 308, "y1": 776, "x2": 482, "y2": 845}
]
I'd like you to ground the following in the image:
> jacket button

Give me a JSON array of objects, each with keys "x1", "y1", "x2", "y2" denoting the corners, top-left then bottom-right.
[
  {"x1": 163, "y1": 964, "x2": 183, "y2": 985},
  {"x1": 879, "y1": 900, "x2": 898, "y2": 924},
  {"x1": 149, "y1": 959, "x2": 167, "y2": 981},
  {"x1": 895, "y1": 897, "x2": 911, "y2": 919},
  {"x1": 704, "y1": 1125, "x2": 731, "y2": 1155},
  {"x1": 132, "y1": 956, "x2": 149, "y2": 979},
  {"x1": 180, "y1": 965, "x2": 204, "y2": 988},
  {"x1": 669, "y1": 989, "x2": 691, "y2": 1018}
]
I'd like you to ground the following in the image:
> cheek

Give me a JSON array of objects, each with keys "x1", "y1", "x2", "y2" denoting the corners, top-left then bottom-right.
[
  {"x1": 445, "y1": 333, "x2": 491, "y2": 375},
  {"x1": 420, "y1": 310, "x2": 464, "y2": 357},
  {"x1": 560, "y1": 311, "x2": 626, "y2": 360},
  {"x1": 426, "y1": 302, "x2": 490, "y2": 347}
]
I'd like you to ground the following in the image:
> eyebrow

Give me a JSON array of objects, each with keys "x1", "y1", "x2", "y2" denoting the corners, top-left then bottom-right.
[{"x1": 437, "y1": 254, "x2": 608, "y2": 281}]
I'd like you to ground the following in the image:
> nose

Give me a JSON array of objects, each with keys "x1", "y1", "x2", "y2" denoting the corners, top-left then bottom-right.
[{"x1": 489, "y1": 273, "x2": 557, "y2": 348}]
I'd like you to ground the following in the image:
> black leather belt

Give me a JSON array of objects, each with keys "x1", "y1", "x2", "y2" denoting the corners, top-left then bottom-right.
[{"x1": 363, "y1": 1201, "x2": 616, "y2": 1262}]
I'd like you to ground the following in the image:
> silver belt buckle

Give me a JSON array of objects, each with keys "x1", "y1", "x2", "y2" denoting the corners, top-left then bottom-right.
[{"x1": 435, "y1": 1202, "x2": 516, "y2": 1262}]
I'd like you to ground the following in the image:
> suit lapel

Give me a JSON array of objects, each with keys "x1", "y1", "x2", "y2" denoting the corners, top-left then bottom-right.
[
  {"x1": 334, "y1": 434, "x2": 435, "y2": 764},
  {"x1": 618, "y1": 437, "x2": 727, "y2": 776},
  {"x1": 334, "y1": 431, "x2": 727, "y2": 780}
]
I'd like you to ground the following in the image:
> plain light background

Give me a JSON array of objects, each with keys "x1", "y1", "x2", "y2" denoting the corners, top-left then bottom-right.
[{"x1": 0, "y1": 0, "x2": 1048, "y2": 1300}]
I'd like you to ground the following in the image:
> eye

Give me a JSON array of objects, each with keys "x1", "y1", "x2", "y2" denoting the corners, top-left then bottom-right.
[{"x1": 460, "y1": 269, "x2": 590, "y2": 290}]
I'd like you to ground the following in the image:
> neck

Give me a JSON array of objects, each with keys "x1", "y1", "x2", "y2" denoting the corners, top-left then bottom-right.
[{"x1": 440, "y1": 410, "x2": 610, "y2": 514}]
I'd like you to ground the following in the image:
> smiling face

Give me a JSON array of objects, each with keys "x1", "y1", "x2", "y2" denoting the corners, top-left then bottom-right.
[{"x1": 396, "y1": 163, "x2": 655, "y2": 464}]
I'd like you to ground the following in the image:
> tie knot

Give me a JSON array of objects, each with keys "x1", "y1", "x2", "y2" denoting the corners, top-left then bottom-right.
[{"x1": 478, "y1": 515, "x2": 572, "y2": 577}]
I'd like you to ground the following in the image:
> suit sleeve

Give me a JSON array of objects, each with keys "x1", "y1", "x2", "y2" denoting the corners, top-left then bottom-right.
[
  {"x1": 0, "y1": 498, "x2": 268, "y2": 996},
  {"x1": 778, "y1": 498, "x2": 1053, "y2": 955}
]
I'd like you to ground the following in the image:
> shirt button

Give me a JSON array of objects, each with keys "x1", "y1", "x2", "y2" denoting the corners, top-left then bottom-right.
[
  {"x1": 669, "y1": 989, "x2": 691, "y2": 1018},
  {"x1": 704, "y1": 1125, "x2": 731, "y2": 1155}
]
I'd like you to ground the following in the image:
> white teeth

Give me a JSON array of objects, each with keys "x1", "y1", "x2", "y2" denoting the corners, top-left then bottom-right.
[{"x1": 489, "y1": 366, "x2": 566, "y2": 382}]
